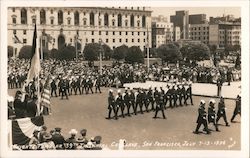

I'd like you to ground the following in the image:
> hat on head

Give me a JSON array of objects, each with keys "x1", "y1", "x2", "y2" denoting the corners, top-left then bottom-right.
[
  {"x1": 80, "y1": 129, "x2": 87, "y2": 136},
  {"x1": 55, "y1": 127, "x2": 61, "y2": 132},
  {"x1": 125, "y1": 87, "x2": 128, "y2": 90},
  {"x1": 43, "y1": 132, "x2": 52, "y2": 140},
  {"x1": 117, "y1": 89, "x2": 121, "y2": 93},
  {"x1": 209, "y1": 99, "x2": 215, "y2": 104},
  {"x1": 69, "y1": 129, "x2": 78, "y2": 135},
  {"x1": 77, "y1": 136, "x2": 86, "y2": 143},
  {"x1": 200, "y1": 100, "x2": 205, "y2": 104},
  {"x1": 109, "y1": 89, "x2": 113, "y2": 93},
  {"x1": 33, "y1": 129, "x2": 39, "y2": 134}
]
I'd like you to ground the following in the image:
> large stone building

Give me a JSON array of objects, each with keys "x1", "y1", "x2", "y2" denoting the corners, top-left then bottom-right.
[
  {"x1": 189, "y1": 23, "x2": 210, "y2": 45},
  {"x1": 170, "y1": 10, "x2": 189, "y2": 39},
  {"x1": 8, "y1": 7, "x2": 152, "y2": 56}
]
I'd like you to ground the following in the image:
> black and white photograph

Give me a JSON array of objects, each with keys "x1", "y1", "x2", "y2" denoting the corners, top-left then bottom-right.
[{"x1": 0, "y1": 0, "x2": 249, "y2": 158}]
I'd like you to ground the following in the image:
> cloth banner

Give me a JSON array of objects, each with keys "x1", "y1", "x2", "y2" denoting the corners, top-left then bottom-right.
[{"x1": 12, "y1": 116, "x2": 44, "y2": 145}]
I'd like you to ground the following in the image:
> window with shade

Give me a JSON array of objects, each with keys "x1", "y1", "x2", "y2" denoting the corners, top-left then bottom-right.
[
  {"x1": 74, "y1": 11, "x2": 79, "y2": 26},
  {"x1": 20, "y1": 8, "x2": 27, "y2": 24},
  {"x1": 118, "y1": 14, "x2": 122, "y2": 27},
  {"x1": 104, "y1": 13, "x2": 109, "y2": 26},
  {"x1": 130, "y1": 14, "x2": 134, "y2": 27},
  {"x1": 90, "y1": 12, "x2": 95, "y2": 26},
  {"x1": 142, "y1": 15, "x2": 146, "y2": 28},
  {"x1": 58, "y1": 10, "x2": 63, "y2": 25},
  {"x1": 40, "y1": 9, "x2": 46, "y2": 25}
]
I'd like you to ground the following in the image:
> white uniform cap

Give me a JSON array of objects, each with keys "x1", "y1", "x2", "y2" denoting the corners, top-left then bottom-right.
[
  {"x1": 69, "y1": 129, "x2": 78, "y2": 135},
  {"x1": 109, "y1": 89, "x2": 113, "y2": 93},
  {"x1": 200, "y1": 100, "x2": 205, "y2": 104},
  {"x1": 125, "y1": 87, "x2": 128, "y2": 90},
  {"x1": 117, "y1": 89, "x2": 121, "y2": 93},
  {"x1": 209, "y1": 99, "x2": 215, "y2": 104}
]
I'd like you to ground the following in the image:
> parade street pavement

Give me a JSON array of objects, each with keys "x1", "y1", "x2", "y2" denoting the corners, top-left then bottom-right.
[{"x1": 8, "y1": 86, "x2": 241, "y2": 150}]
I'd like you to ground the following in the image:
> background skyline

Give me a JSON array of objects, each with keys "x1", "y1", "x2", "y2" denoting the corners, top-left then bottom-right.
[{"x1": 151, "y1": 7, "x2": 241, "y2": 21}]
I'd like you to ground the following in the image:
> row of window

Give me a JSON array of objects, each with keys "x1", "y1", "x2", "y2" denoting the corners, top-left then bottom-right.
[
  {"x1": 190, "y1": 27, "x2": 209, "y2": 30},
  {"x1": 16, "y1": 8, "x2": 147, "y2": 27},
  {"x1": 13, "y1": 30, "x2": 148, "y2": 36},
  {"x1": 82, "y1": 38, "x2": 147, "y2": 43},
  {"x1": 190, "y1": 36, "x2": 209, "y2": 40},
  {"x1": 190, "y1": 32, "x2": 209, "y2": 35}
]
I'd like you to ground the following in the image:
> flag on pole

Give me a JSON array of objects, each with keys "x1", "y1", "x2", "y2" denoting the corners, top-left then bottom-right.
[
  {"x1": 13, "y1": 34, "x2": 22, "y2": 44},
  {"x1": 26, "y1": 24, "x2": 41, "y2": 84},
  {"x1": 40, "y1": 76, "x2": 52, "y2": 115}
]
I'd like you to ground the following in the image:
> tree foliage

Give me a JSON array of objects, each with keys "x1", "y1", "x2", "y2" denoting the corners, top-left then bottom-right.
[
  {"x1": 102, "y1": 44, "x2": 113, "y2": 60},
  {"x1": 180, "y1": 43, "x2": 210, "y2": 62},
  {"x1": 156, "y1": 43, "x2": 182, "y2": 64},
  {"x1": 57, "y1": 45, "x2": 76, "y2": 60},
  {"x1": 125, "y1": 46, "x2": 144, "y2": 64},
  {"x1": 50, "y1": 48, "x2": 58, "y2": 59},
  {"x1": 83, "y1": 43, "x2": 99, "y2": 62},
  {"x1": 18, "y1": 45, "x2": 32, "y2": 59},
  {"x1": 113, "y1": 45, "x2": 128, "y2": 61}
]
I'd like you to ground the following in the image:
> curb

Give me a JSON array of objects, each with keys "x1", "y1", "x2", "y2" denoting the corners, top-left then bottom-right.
[{"x1": 192, "y1": 94, "x2": 237, "y2": 100}]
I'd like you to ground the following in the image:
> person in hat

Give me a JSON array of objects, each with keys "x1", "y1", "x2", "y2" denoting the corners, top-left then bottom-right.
[
  {"x1": 129, "y1": 88, "x2": 136, "y2": 115},
  {"x1": 94, "y1": 76, "x2": 102, "y2": 93},
  {"x1": 65, "y1": 129, "x2": 78, "y2": 149},
  {"x1": 41, "y1": 132, "x2": 56, "y2": 150},
  {"x1": 115, "y1": 89, "x2": 125, "y2": 118},
  {"x1": 153, "y1": 93, "x2": 166, "y2": 119},
  {"x1": 123, "y1": 88, "x2": 131, "y2": 116},
  {"x1": 38, "y1": 125, "x2": 48, "y2": 143},
  {"x1": 51, "y1": 127, "x2": 65, "y2": 149},
  {"x1": 194, "y1": 100, "x2": 210, "y2": 134},
  {"x1": 29, "y1": 129, "x2": 40, "y2": 145},
  {"x1": 147, "y1": 86, "x2": 154, "y2": 111},
  {"x1": 76, "y1": 136, "x2": 86, "y2": 150},
  {"x1": 231, "y1": 94, "x2": 241, "y2": 122},
  {"x1": 106, "y1": 89, "x2": 117, "y2": 119},
  {"x1": 26, "y1": 95, "x2": 38, "y2": 118},
  {"x1": 13, "y1": 90, "x2": 26, "y2": 119},
  {"x1": 61, "y1": 80, "x2": 68, "y2": 99},
  {"x1": 184, "y1": 83, "x2": 193, "y2": 105},
  {"x1": 50, "y1": 79, "x2": 57, "y2": 97},
  {"x1": 216, "y1": 96, "x2": 230, "y2": 126},
  {"x1": 208, "y1": 99, "x2": 220, "y2": 132}
]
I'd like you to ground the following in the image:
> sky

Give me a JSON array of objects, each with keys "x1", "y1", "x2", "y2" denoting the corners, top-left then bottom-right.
[{"x1": 151, "y1": 7, "x2": 241, "y2": 20}]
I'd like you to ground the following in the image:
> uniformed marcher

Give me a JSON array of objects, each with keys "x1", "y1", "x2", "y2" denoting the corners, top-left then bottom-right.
[
  {"x1": 177, "y1": 85, "x2": 183, "y2": 106},
  {"x1": 147, "y1": 86, "x2": 154, "y2": 111},
  {"x1": 166, "y1": 85, "x2": 173, "y2": 108},
  {"x1": 207, "y1": 99, "x2": 220, "y2": 132},
  {"x1": 142, "y1": 89, "x2": 149, "y2": 112},
  {"x1": 153, "y1": 93, "x2": 166, "y2": 119},
  {"x1": 194, "y1": 100, "x2": 210, "y2": 134},
  {"x1": 137, "y1": 89, "x2": 144, "y2": 114},
  {"x1": 50, "y1": 79, "x2": 57, "y2": 97},
  {"x1": 172, "y1": 85, "x2": 178, "y2": 107},
  {"x1": 87, "y1": 77, "x2": 94, "y2": 94},
  {"x1": 129, "y1": 88, "x2": 136, "y2": 115},
  {"x1": 123, "y1": 88, "x2": 131, "y2": 116},
  {"x1": 75, "y1": 77, "x2": 82, "y2": 95},
  {"x1": 116, "y1": 89, "x2": 125, "y2": 118},
  {"x1": 61, "y1": 80, "x2": 68, "y2": 99},
  {"x1": 106, "y1": 89, "x2": 117, "y2": 119},
  {"x1": 185, "y1": 83, "x2": 193, "y2": 105},
  {"x1": 216, "y1": 96, "x2": 230, "y2": 126},
  {"x1": 231, "y1": 94, "x2": 241, "y2": 122},
  {"x1": 94, "y1": 76, "x2": 102, "y2": 93}
]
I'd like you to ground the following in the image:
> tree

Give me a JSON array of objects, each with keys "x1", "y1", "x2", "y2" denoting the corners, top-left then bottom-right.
[
  {"x1": 113, "y1": 45, "x2": 128, "y2": 62},
  {"x1": 102, "y1": 44, "x2": 113, "y2": 60},
  {"x1": 18, "y1": 45, "x2": 32, "y2": 59},
  {"x1": 8, "y1": 46, "x2": 14, "y2": 58},
  {"x1": 181, "y1": 43, "x2": 210, "y2": 62},
  {"x1": 50, "y1": 48, "x2": 58, "y2": 59},
  {"x1": 83, "y1": 43, "x2": 99, "y2": 66},
  {"x1": 57, "y1": 45, "x2": 76, "y2": 60},
  {"x1": 156, "y1": 43, "x2": 182, "y2": 64},
  {"x1": 125, "y1": 46, "x2": 144, "y2": 64},
  {"x1": 40, "y1": 48, "x2": 50, "y2": 59}
]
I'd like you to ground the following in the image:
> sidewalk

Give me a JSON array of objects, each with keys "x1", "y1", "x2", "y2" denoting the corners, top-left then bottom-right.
[{"x1": 124, "y1": 81, "x2": 241, "y2": 100}]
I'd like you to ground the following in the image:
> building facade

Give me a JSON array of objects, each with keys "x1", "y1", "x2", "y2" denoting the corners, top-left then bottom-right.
[
  {"x1": 189, "y1": 14, "x2": 207, "y2": 24},
  {"x1": 209, "y1": 23, "x2": 241, "y2": 49},
  {"x1": 189, "y1": 23, "x2": 210, "y2": 45},
  {"x1": 151, "y1": 21, "x2": 175, "y2": 48},
  {"x1": 8, "y1": 7, "x2": 152, "y2": 56},
  {"x1": 170, "y1": 10, "x2": 189, "y2": 39}
]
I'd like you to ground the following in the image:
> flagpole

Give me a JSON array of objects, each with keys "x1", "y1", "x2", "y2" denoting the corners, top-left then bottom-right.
[
  {"x1": 37, "y1": 27, "x2": 41, "y2": 116},
  {"x1": 41, "y1": 36, "x2": 43, "y2": 61},
  {"x1": 147, "y1": 24, "x2": 150, "y2": 73},
  {"x1": 75, "y1": 35, "x2": 78, "y2": 60}
]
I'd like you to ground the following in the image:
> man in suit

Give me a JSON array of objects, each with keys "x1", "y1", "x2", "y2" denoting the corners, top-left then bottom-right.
[
  {"x1": 26, "y1": 95, "x2": 38, "y2": 117},
  {"x1": 116, "y1": 89, "x2": 125, "y2": 118},
  {"x1": 51, "y1": 127, "x2": 65, "y2": 149},
  {"x1": 106, "y1": 89, "x2": 117, "y2": 119},
  {"x1": 50, "y1": 79, "x2": 57, "y2": 97}
]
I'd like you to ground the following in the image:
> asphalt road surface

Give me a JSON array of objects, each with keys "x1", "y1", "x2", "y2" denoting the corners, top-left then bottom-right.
[{"x1": 8, "y1": 87, "x2": 241, "y2": 150}]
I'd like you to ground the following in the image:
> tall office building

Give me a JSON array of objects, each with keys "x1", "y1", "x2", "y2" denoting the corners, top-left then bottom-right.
[{"x1": 170, "y1": 10, "x2": 189, "y2": 39}]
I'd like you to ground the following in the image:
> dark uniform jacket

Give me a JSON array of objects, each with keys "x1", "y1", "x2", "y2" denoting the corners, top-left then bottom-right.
[
  {"x1": 196, "y1": 106, "x2": 207, "y2": 123},
  {"x1": 208, "y1": 106, "x2": 216, "y2": 123},
  {"x1": 217, "y1": 101, "x2": 226, "y2": 116}
]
